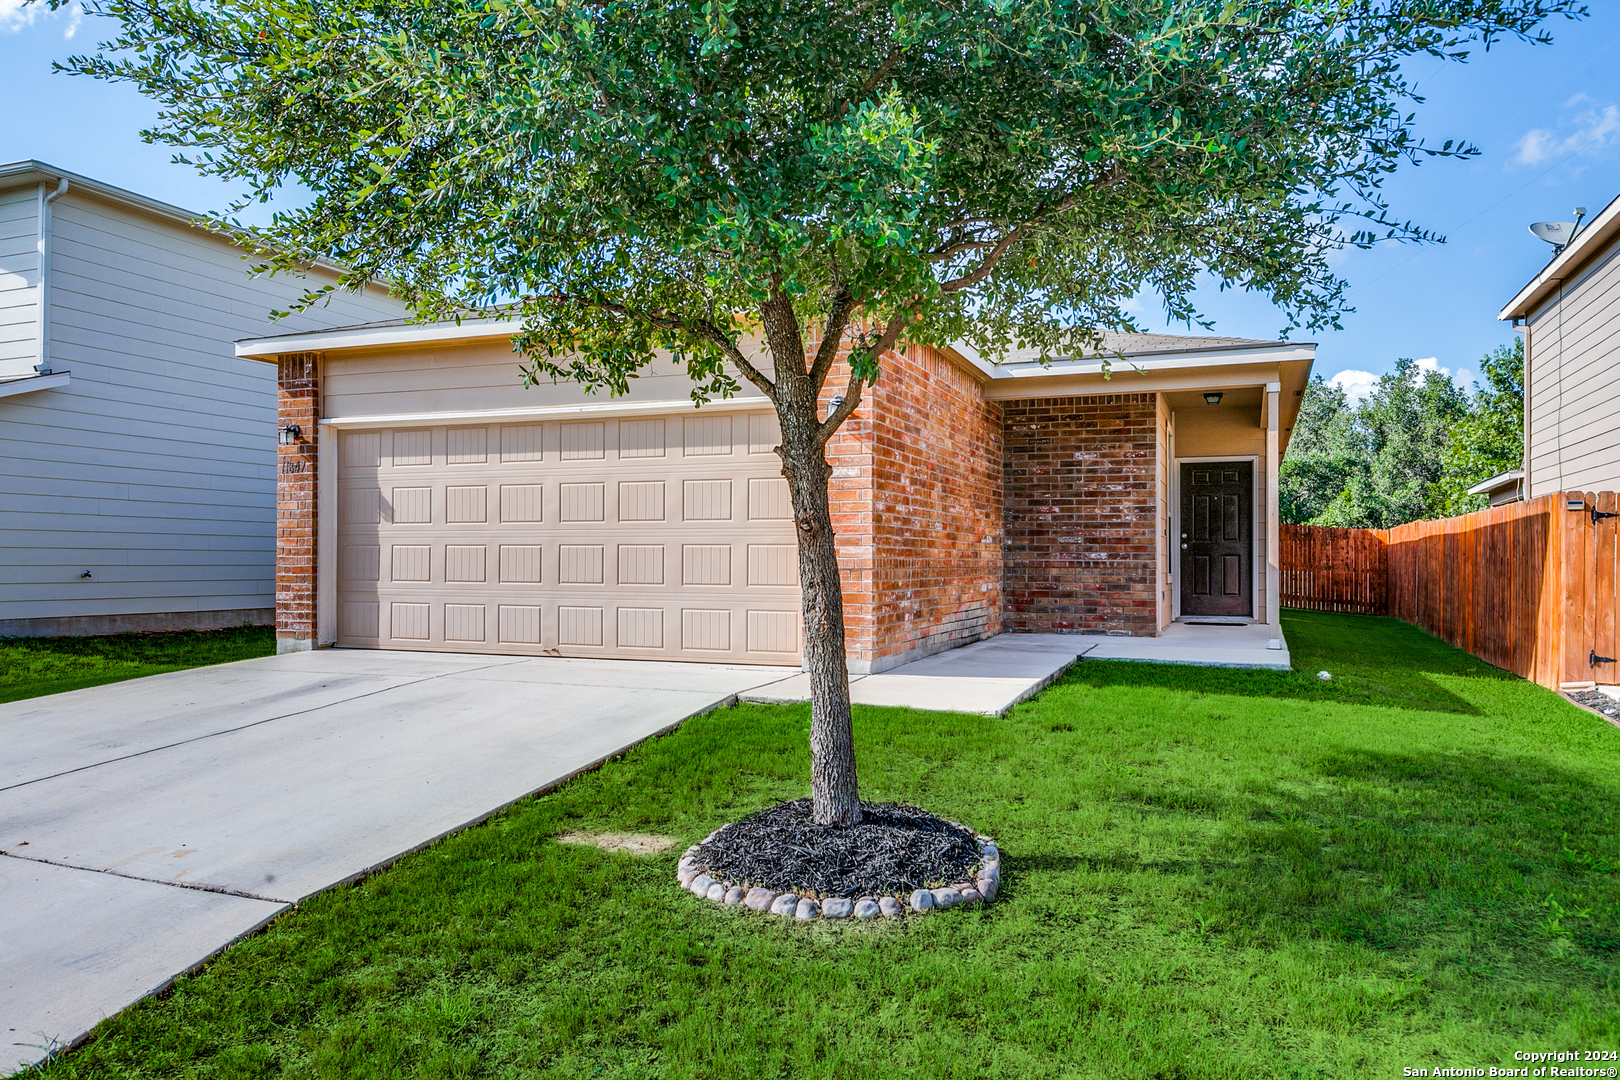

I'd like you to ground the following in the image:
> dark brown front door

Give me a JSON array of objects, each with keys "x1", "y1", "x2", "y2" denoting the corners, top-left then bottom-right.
[{"x1": 1180, "y1": 461, "x2": 1253, "y2": 617}]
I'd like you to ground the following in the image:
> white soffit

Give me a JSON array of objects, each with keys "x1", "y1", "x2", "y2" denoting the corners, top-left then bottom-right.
[
  {"x1": 0, "y1": 371, "x2": 70, "y2": 399},
  {"x1": 955, "y1": 341, "x2": 1315, "y2": 380}
]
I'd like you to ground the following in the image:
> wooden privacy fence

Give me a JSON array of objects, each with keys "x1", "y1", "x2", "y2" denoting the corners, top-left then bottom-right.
[
  {"x1": 1279, "y1": 526, "x2": 1388, "y2": 616},
  {"x1": 1281, "y1": 492, "x2": 1620, "y2": 689}
]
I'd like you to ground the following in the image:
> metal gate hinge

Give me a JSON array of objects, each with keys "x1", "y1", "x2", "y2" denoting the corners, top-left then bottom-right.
[
  {"x1": 1593, "y1": 508, "x2": 1619, "y2": 525},
  {"x1": 1591, "y1": 650, "x2": 1616, "y2": 667}
]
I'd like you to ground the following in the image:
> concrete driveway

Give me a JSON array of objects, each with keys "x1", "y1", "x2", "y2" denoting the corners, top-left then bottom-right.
[{"x1": 0, "y1": 649, "x2": 796, "y2": 1074}]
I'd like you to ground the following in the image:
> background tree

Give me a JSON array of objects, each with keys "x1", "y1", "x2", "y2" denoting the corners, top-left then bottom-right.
[
  {"x1": 58, "y1": 0, "x2": 1581, "y2": 825},
  {"x1": 1278, "y1": 376, "x2": 1359, "y2": 525},
  {"x1": 1281, "y1": 341, "x2": 1525, "y2": 527},
  {"x1": 1435, "y1": 339, "x2": 1525, "y2": 514}
]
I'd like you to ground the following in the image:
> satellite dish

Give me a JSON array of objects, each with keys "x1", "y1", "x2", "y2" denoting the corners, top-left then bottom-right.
[{"x1": 1530, "y1": 221, "x2": 1576, "y2": 245}]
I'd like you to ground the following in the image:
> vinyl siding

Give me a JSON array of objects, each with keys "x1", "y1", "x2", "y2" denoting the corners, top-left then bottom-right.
[
  {"x1": 0, "y1": 189, "x2": 407, "y2": 624},
  {"x1": 0, "y1": 186, "x2": 37, "y2": 377},
  {"x1": 1525, "y1": 239, "x2": 1620, "y2": 497}
]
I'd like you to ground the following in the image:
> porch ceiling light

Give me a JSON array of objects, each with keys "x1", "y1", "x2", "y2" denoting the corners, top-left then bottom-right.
[
  {"x1": 1203, "y1": 392, "x2": 1223, "y2": 405},
  {"x1": 279, "y1": 423, "x2": 302, "y2": 446}
]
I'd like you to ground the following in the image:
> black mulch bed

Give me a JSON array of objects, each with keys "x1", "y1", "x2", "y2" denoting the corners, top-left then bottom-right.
[{"x1": 695, "y1": 798, "x2": 983, "y2": 897}]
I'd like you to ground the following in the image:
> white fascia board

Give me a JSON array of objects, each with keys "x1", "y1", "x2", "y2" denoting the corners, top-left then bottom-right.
[
  {"x1": 970, "y1": 343, "x2": 1314, "y2": 381},
  {"x1": 237, "y1": 320, "x2": 526, "y2": 360},
  {"x1": 1466, "y1": 469, "x2": 1524, "y2": 496},
  {"x1": 1500, "y1": 190, "x2": 1620, "y2": 321},
  {"x1": 321, "y1": 393, "x2": 768, "y2": 429},
  {"x1": 0, "y1": 371, "x2": 70, "y2": 399}
]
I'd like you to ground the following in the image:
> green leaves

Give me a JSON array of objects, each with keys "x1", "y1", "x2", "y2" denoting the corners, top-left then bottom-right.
[{"x1": 54, "y1": 0, "x2": 1587, "y2": 400}]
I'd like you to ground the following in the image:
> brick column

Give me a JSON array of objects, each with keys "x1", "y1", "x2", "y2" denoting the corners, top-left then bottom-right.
[{"x1": 276, "y1": 352, "x2": 321, "y2": 654}]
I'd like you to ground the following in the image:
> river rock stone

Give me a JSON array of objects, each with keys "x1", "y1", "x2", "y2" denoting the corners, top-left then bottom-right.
[
  {"x1": 931, "y1": 887, "x2": 962, "y2": 908},
  {"x1": 880, "y1": 896, "x2": 904, "y2": 917},
  {"x1": 794, "y1": 898, "x2": 820, "y2": 921},
  {"x1": 822, "y1": 897, "x2": 854, "y2": 919},
  {"x1": 854, "y1": 900, "x2": 881, "y2": 919},
  {"x1": 677, "y1": 869, "x2": 699, "y2": 889},
  {"x1": 977, "y1": 876, "x2": 998, "y2": 901},
  {"x1": 723, "y1": 886, "x2": 745, "y2": 905},
  {"x1": 689, "y1": 873, "x2": 715, "y2": 897},
  {"x1": 770, "y1": 893, "x2": 800, "y2": 917},
  {"x1": 909, "y1": 889, "x2": 935, "y2": 912},
  {"x1": 959, "y1": 887, "x2": 981, "y2": 904},
  {"x1": 743, "y1": 887, "x2": 776, "y2": 911},
  {"x1": 706, "y1": 882, "x2": 727, "y2": 902}
]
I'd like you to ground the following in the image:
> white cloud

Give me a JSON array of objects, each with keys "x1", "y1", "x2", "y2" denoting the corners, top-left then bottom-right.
[
  {"x1": 1, "y1": 0, "x2": 80, "y2": 35},
  {"x1": 1515, "y1": 101, "x2": 1620, "y2": 167},
  {"x1": 1329, "y1": 369, "x2": 1379, "y2": 405},
  {"x1": 1414, "y1": 356, "x2": 1449, "y2": 378}
]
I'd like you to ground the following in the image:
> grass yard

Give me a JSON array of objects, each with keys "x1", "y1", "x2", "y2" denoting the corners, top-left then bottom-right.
[
  {"x1": 0, "y1": 626, "x2": 275, "y2": 704},
  {"x1": 38, "y1": 611, "x2": 1620, "y2": 1078}
]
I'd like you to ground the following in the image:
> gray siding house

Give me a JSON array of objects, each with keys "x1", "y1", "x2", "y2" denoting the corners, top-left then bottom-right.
[
  {"x1": 1500, "y1": 190, "x2": 1620, "y2": 500},
  {"x1": 0, "y1": 160, "x2": 408, "y2": 636}
]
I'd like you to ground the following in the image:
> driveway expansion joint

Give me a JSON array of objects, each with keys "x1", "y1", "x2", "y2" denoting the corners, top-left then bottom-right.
[{"x1": 0, "y1": 851, "x2": 289, "y2": 905}]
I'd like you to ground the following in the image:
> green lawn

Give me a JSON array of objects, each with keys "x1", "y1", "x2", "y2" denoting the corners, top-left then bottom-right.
[
  {"x1": 36, "y1": 611, "x2": 1620, "y2": 1078},
  {"x1": 0, "y1": 626, "x2": 275, "y2": 704}
]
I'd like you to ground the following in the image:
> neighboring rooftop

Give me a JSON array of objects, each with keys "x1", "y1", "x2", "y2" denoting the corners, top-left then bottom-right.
[
  {"x1": 0, "y1": 158, "x2": 209, "y2": 232},
  {"x1": 1501, "y1": 188, "x2": 1620, "y2": 321}
]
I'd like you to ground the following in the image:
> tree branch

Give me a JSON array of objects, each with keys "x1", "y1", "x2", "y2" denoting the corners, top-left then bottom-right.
[
  {"x1": 814, "y1": 310, "x2": 908, "y2": 448},
  {"x1": 807, "y1": 284, "x2": 856, "y2": 392},
  {"x1": 544, "y1": 290, "x2": 776, "y2": 402}
]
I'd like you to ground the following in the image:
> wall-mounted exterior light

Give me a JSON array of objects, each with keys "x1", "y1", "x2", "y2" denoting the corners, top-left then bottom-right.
[
  {"x1": 279, "y1": 424, "x2": 302, "y2": 446},
  {"x1": 1566, "y1": 498, "x2": 1586, "y2": 512},
  {"x1": 827, "y1": 395, "x2": 845, "y2": 419},
  {"x1": 1203, "y1": 392, "x2": 1223, "y2": 406}
]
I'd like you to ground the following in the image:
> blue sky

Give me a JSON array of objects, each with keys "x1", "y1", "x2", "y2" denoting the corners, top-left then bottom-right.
[{"x1": 2, "y1": 2, "x2": 1617, "y2": 399}]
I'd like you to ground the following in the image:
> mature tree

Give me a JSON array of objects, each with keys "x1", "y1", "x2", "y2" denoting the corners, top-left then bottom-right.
[
  {"x1": 1285, "y1": 342, "x2": 1523, "y2": 528},
  {"x1": 1435, "y1": 339, "x2": 1525, "y2": 514},
  {"x1": 58, "y1": 0, "x2": 1582, "y2": 824},
  {"x1": 1279, "y1": 375, "x2": 1359, "y2": 525},
  {"x1": 1319, "y1": 356, "x2": 1472, "y2": 527}
]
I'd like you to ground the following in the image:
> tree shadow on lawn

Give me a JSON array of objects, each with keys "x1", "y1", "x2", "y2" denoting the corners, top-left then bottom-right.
[{"x1": 1087, "y1": 743, "x2": 1620, "y2": 979}]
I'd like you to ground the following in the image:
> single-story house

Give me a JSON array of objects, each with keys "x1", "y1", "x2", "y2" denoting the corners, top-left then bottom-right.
[
  {"x1": 1500, "y1": 188, "x2": 1620, "y2": 500},
  {"x1": 237, "y1": 321, "x2": 1314, "y2": 668},
  {"x1": 0, "y1": 160, "x2": 408, "y2": 636}
]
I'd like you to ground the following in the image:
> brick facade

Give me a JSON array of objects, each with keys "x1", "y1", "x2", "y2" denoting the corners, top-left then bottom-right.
[
  {"x1": 276, "y1": 352, "x2": 320, "y2": 652},
  {"x1": 1002, "y1": 394, "x2": 1159, "y2": 635},
  {"x1": 818, "y1": 345, "x2": 1003, "y2": 671},
  {"x1": 867, "y1": 346, "x2": 1003, "y2": 666}
]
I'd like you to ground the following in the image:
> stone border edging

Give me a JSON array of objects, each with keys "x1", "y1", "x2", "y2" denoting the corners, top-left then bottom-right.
[{"x1": 676, "y1": 828, "x2": 1001, "y2": 920}]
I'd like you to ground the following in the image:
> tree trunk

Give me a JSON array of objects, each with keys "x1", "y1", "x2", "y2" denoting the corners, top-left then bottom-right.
[{"x1": 759, "y1": 296, "x2": 862, "y2": 827}]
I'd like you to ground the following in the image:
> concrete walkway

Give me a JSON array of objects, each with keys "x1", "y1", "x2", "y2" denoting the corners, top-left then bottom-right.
[
  {"x1": 742, "y1": 634, "x2": 1088, "y2": 714},
  {"x1": 1079, "y1": 620, "x2": 1290, "y2": 669},
  {"x1": 0, "y1": 651, "x2": 795, "y2": 1074},
  {"x1": 739, "y1": 623, "x2": 1291, "y2": 716}
]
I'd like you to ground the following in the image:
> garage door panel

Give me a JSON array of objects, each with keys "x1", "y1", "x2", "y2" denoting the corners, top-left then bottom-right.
[{"x1": 337, "y1": 411, "x2": 801, "y2": 663}]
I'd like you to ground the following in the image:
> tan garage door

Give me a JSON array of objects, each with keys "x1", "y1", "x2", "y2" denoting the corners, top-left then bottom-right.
[{"x1": 334, "y1": 409, "x2": 802, "y2": 664}]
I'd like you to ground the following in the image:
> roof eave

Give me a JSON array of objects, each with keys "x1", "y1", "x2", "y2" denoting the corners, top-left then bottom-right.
[{"x1": 1500, "y1": 190, "x2": 1620, "y2": 321}]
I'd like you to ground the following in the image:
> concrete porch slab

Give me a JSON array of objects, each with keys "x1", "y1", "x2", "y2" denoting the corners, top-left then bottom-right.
[
  {"x1": 740, "y1": 634, "x2": 1088, "y2": 715},
  {"x1": 1079, "y1": 620, "x2": 1291, "y2": 669}
]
